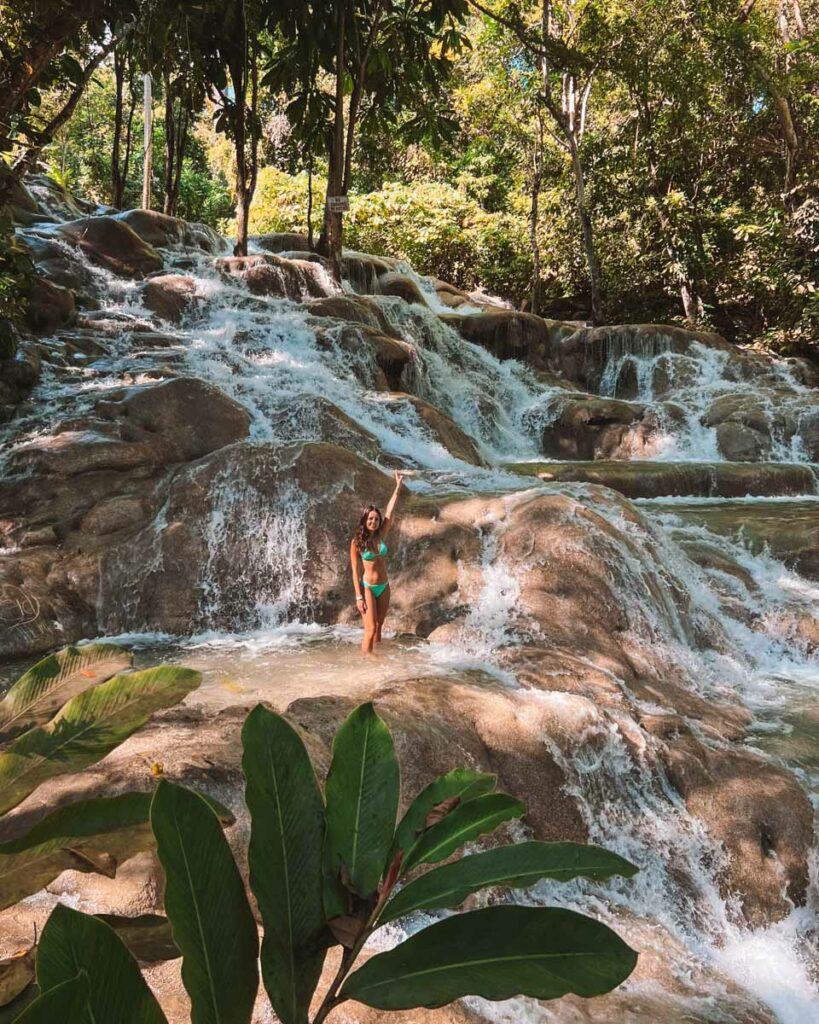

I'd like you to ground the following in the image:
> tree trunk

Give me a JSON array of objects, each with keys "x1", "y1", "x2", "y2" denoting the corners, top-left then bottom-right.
[
  {"x1": 567, "y1": 130, "x2": 602, "y2": 324},
  {"x1": 320, "y1": 0, "x2": 347, "y2": 281},
  {"x1": 112, "y1": 51, "x2": 125, "y2": 207},
  {"x1": 142, "y1": 74, "x2": 153, "y2": 210},
  {"x1": 528, "y1": 116, "x2": 543, "y2": 315},
  {"x1": 163, "y1": 67, "x2": 175, "y2": 215}
]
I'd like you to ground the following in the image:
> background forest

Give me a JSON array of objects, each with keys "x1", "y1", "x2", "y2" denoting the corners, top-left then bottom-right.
[{"x1": 2, "y1": 0, "x2": 818, "y2": 349}]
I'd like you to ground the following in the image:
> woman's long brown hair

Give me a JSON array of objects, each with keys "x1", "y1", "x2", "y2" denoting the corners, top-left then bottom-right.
[{"x1": 355, "y1": 505, "x2": 383, "y2": 553}]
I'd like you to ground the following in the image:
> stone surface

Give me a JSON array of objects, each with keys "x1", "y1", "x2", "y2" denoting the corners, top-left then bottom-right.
[
  {"x1": 215, "y1": 253, "x2": 330, "y2": 300},
  {"x1": 115, "y1": 209, "x2": 222, "y2": 253},
  {"x1": 23, "y1": 275, "x2": 76, "y2": 332},
  {"x1": 58, "y1": 216, "x2": 163, "y2": 278},
  {"x1": 141, "y1": 274, "x2": 197, "y2": 323}
]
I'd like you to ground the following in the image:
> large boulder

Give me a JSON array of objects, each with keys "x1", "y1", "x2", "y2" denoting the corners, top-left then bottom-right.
[
  {"x1": 141, "y1": 274, "x2": 198, "y2": 323},
  {"x1": 385, "y1": 393, "x2": 486, "y2": 466},
  {"x1": 23, "y1": 275, "x2": 76, "y2": 332},
  {"x1": 445, "y1": 309, "x2": 575, "y2": 368},
  {"x1": 215, "y1": 253, "x2": 330, "y2": 300},
  {"x1": 114, "y1": 209, "x2": 222, "y2": 253},
  {"x1": 254, "y1": 231, "x2": 310, "y2": 253},
  {"x1": 542, "y1": 395, "x2": 656, "y2": 460},
  {"x1": 58, "y1": 216, "x2": 163, "y2": 278}
]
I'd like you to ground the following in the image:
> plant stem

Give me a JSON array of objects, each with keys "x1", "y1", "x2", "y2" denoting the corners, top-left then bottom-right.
[{"x1": 311, "y1": 893, "x2": 391, "y2": 1024}]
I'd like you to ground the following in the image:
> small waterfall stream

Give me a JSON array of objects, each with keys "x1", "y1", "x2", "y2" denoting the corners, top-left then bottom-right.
[{"x1": 3, "y1": 210, "x2": 818, "y2": 1023}]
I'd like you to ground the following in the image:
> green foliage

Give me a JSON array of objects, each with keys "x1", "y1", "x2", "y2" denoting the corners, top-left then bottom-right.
[
  {"x1": 0, "y1": 665, "x2": 200, "y2": 815},
  {"x1": 34, "y1": 905, "x2": 167, "y2": 1023},
  {"x1": 242, "y1": 705, "x2": 326, "y2": 1024},
  {"x1": 341, "y1": 905, "x2": 639, "y2": 1008},
  {"x1": 151, "y1": 780, "x2": 259, "y2": 1024},
  {"x1": 324, "y1": 702, "x2": 399, "y2": 897},
  {"x1": 18, "y1": 702, "x2": 638, "y2": 1024}
]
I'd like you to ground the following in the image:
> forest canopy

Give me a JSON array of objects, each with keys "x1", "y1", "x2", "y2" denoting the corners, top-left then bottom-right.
[{"x1": 1, "y1": 0, "x2": 817, "y2": 348}]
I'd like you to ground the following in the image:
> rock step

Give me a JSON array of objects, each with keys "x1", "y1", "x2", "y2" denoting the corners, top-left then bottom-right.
[
  {"x1": 641, "y1": 497, "x2": 819, "y2": 580},
  {"x1": 507, "y1": 460, "x2": 819, "y2": 499}
]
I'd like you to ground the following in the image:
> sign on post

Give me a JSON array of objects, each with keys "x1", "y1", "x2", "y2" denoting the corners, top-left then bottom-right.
[{"x1": 327, "y1": 195, "x2": 350, "y2": 213}]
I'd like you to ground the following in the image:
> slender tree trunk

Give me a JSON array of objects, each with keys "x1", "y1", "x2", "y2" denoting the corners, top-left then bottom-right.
[
  {"x1": 306, "y1": 159, "x2": 315, "y2": 250},
  {"x1": 567, "y1": 131, "x2": 602, "y2": 324},
  {"x1": 112, "y1": 51, "x2": 125, "y2": 206},
  {"x1": 320, "y1": 0, "x2": 347, "y2": 280},
  {"x1": 142, "y1": 73, "x2": 153, "y2": 210},
  {"x1": 163, "y1": 67, "x2": 175, "y2": 215},
  {"x1": 528, "y1": 124, "x2": 543, "y2": 315}
]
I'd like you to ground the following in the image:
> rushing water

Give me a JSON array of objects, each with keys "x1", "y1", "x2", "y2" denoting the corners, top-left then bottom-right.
[{"x1": 4, "y1": 214, "x2": 819, "y2": 1022}]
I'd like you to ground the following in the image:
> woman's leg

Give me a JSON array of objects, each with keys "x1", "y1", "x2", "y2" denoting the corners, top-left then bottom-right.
[
  {"x1": 375, "y1": 584, "x2": 391, "y2": 643},
  {"x1": 361, "y1": 589, "x2": 378, "y2": 654}
]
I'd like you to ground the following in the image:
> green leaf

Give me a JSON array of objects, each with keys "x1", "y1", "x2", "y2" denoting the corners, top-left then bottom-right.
[
  {"x1": 401, "y1": 794, "x2": 525, "y2": 875},
  {"x1": 36, "y1": 905, "x2": 167, "y2": 1022},
  {"x1": 96, "y1": 915, "x2": 179, "y2": 963},
  {"x1": 342, "y1": 905, "x2": 638, "y2": 1008},
  {"x1": 0, "y1": 644, "x2": 133, "y2": 745},
  {"x1": 11, "y1": 973, "x2": 88, "y2": 1023},
  {"x1": 242, "y1": 706, "x2": 326, "y2": 1024},
  {"x1": 390, "y1": 769, "x2": 495, "y2": 861},
  {"x1": 0, "y1": 793, "x2": 152, "y2": 911},
  {"x1": 0, "y1": 667, "x2": 200, "y2": 815},
  {"x1": 0, "y1": 791, "x2": 234, "y2": 912},
  {"x1": 151, "y1": 780, "x2": 258, "y2": 1024},
  {"x1": 324, "y1": 703, "x2": 399, "y2": 897},
  {"x1": 380, "y1": 841, "x2": 638, "y2": 924}
]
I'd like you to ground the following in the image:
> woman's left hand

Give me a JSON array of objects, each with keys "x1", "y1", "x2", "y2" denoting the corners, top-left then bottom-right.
[{"x1": 394, "y1": 469, "x2": 405, "y2": 488}]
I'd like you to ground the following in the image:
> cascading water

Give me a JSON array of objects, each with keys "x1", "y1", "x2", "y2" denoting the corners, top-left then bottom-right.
[{"x1": 4, "y1": 208, "x2": 818, "y2": 1023}]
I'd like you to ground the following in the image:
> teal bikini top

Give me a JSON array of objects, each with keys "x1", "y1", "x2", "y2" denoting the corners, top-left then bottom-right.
[{"x1": 361, "y1": 541, "x2": 388, "y2": 561}]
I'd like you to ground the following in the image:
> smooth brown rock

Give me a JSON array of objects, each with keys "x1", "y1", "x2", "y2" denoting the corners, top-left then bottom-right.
[
  {"x1": 255, "y1": 231, "x2": 310, "y2": 253},
  {"x1": 58, "y1": 217, "x2": 163, "y2": 278},
  {"x1": 115, "y1": 209, "x2": 222, "y2": 253},
  {"x1": 446, "y1": 309, "x2": 575, "y2": 368},
  {"x1": 377, "y1": 271, "x2": 427, "y2": 305},
  {"x1": 215, "y1": 253, "x2": 329, "y2": 300},
  {"x1": 385, "y1": 393, "x2": 486, "y2": 466},
  {"x1": 23, "y1": 275, "x2": 76, "y2": 332},
  {"x1": 141, "y1": 274, "x2": 197, "y2": 323},
  {"x1": 542, "y1": 395, "x2": 652, "y2": 460}
]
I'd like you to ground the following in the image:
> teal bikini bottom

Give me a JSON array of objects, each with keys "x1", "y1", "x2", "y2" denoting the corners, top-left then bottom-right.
[{"x1": 362, "y1": 579, "x2": 389, "y2": 599}]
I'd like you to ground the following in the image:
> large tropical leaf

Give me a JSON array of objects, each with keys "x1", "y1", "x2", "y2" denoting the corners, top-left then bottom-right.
[
  {"x1": 0, "y1": 666, "x2": 200, "y2": 815},
  {"x1": 389, "y1": 768, "x2": 495, "y2": 861},
  {"x1": 380, "y1": 841, "x2": 638, "y2": 924},
  {"x1": 242, "y1": 706, "x2": 326, "y2": 1024},
  {"x1": 341, "y1": 905, "x2": 638, "y2": 1008},
  {"x1": 151, "y1": 780, "x2": 258, "y2": 1024},
  {"x1": 35, "y1": 904, "x2": 167, "y2": 1023},
  {"x1": 0, "y1": 791, "x2": 233, "y2": 913},
  {"x1": 10, "y1": 973, "x2": 88, "y2": 1024},
  {"x1": 324, "y1": 703, "x2": 399, "y2": 897},
  {"x1": 0, "y1": 793, "x2": 152, "y2": 911},
  {"x1": 0, "y1": 644, "x2": 132, "y2": 746},
  {"x1": 400, "y1": 793, "x2": 525, "y2": 875}
]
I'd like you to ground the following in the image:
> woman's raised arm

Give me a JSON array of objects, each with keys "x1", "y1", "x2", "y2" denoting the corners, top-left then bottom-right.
[{"x1": 382, "y1": 470, "x2": 405, "y2": 534}]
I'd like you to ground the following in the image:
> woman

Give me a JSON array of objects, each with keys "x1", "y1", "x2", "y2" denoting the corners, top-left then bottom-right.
[{"x1": 350, "y1": 470, "x2": 404, "y2": 654}]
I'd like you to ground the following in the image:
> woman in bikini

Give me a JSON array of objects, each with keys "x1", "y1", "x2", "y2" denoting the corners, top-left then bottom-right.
[{"x1": 350, "y1": 470, "x2": 404, "y2": 654}]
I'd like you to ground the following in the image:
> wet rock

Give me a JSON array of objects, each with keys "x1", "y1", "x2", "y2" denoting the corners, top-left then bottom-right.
[
  {"x1": 215, "y1": 253, "x2": 329, "y2": 300},
  {"x1": 506, "y1": 459, "x2": 818, "y2": 499},
  {"x1": 0, "y1": 319, "x2": 18, "y2": 361},
  {"x1": 542, "y1": 395, "x2": 651, "y2": 460},
  {"x1": 341, "y1": 252, "x2": 396, "y2": 294},
  {"x1": 269, "y1": 396, "x2": 383, "y2": 462},
  {"x1": 23, "y1": 275, "x2": 76, "y2": 332},
  {"x1": 432, "y1": 278, "x2": 477, "y2": 309},
  {"x1": 307, "y1": 294, "x2": 396, "y2": 335},
  {"x1": 715, "y1": 420, "x2": 771, "y2": 461},
  {"x1": 556, "y1": 323, "x2": 735, "y2": 392},
  {"x1": 0, "y1": 344, "x2": 41, "y2": 421},
  {"x1": 385, "y1": 393, "x2": 486, "y2": 466},
  {"x1": 11, "y1": 430, "x2": 162, "y2": 476},
  {"x1": 446, "y1": 309, "x2": 575, "y2": 368},
  {"x1": 663, "y1": 738, "x2": 813, "y2": 926},
  {"x1": 377, "y1": 271, "x2": 427, "y2": 305},
  {"x1": 58, "y1": 216, "x2": 163, "y2": 278},
  {"x1": 141, "y1": 274, "x2": 197, "y2": 324},
  {"x1": 95, "y1": 377, "x2": 251, "y2": 462},
  {"x1": 254, "y1": 231, "x2": 310, "y2": 253},
  {"x1": 18, "y1": 232, "x2": 97, "y2": 296},
  {"x1": 25, "y1": 173, "x2": 91, "y2": 221},
  {"x1": 114, "y1": 209, "x2": 222, "y2": 253}
]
